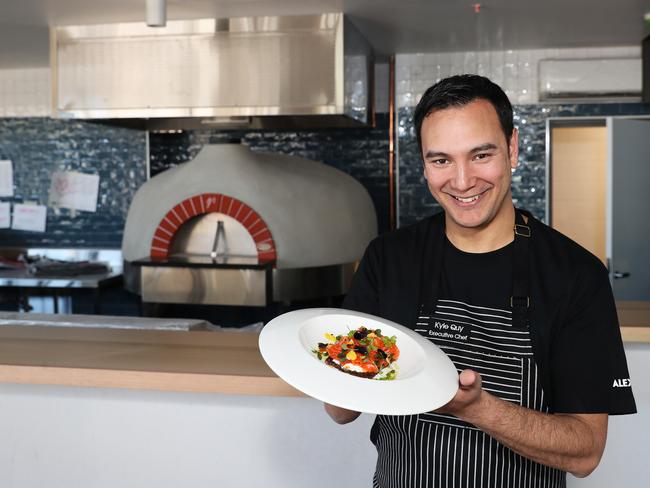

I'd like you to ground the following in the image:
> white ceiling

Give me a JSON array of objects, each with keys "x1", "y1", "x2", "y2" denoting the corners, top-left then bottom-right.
[{"x1": 1, "y1": 0, "x2": 649, "y2": 67}]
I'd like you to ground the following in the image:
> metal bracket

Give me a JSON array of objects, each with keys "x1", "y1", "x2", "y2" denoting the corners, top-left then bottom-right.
[
  {"x1": 510, "y1": 296, "x2": 530, "y2": 308},
  {"x1": 514, "y1": 224, "x2": 531, "y2": 237},
  {"x1": 210, "y1": 220, "x2": 228, "y2": 259}
]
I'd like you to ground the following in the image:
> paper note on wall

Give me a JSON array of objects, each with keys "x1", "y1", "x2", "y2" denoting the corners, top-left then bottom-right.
[
  {"x1": 0, "y1": 202, "x2": 10, "y2": 228},
  {"x1": 12, "y1": 203, "x2": 47, "y2": 232},
  {"x1": 0, "y1": 160, "x2": 14, "y2": 197},
  {"x1": 48, "y1": 171, "x2": 100, "y2": 212}
]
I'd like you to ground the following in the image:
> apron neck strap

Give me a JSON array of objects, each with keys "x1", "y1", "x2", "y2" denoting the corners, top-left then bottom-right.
[
  {"x1": 511, "y1": 210, "x2": 532, "y2": 328},
  {"x1": 420, "y1": 209, "x2": 533, "y2": 328}
]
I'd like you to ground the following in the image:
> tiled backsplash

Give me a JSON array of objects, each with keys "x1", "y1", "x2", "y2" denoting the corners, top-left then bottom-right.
[
  {"x1": 4, "y1": 103, "x2": 650, "y2": 251},
  {"x1": 0, "y1": 118, "x2": 147, "y2": 248},
  {"x1": 394, "y1": 45, "x2": 647, "y2": 226},
  {"x1": 0, "y1": 116, "x2": 389, "y2": 251},
  {"x1": 396, "y1": 46, "x2": 640, "y2": 106},
  {"x1": 398, "y1": 103, "x2": 650, "y2": 227}
]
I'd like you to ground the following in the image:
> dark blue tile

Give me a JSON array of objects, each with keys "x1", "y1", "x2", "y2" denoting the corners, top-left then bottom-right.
[{"x1": 0, "y1": 118, "x2": 147, "y2": 248}]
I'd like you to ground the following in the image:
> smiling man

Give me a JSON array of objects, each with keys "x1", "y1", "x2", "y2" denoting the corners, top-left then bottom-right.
[
  {"x1": 421, "y1": 96, "x2": 517, "y2": 251},
  {"x1": 326, "y1": 75, "x2": 636, "y2": 488}
]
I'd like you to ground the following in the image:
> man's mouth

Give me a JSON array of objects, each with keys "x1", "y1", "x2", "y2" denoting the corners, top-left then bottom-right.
[
  {"x1": 453, "y1": 194, "x2": 480, "y2": 203},
  {"x1": 449, "y1": 189, "x2": 488, "y2": 204}
]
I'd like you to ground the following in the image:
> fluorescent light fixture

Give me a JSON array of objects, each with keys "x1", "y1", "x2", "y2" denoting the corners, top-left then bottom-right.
[{"x1": 146, "y1": 0, "x2": 166, "y2": 27}]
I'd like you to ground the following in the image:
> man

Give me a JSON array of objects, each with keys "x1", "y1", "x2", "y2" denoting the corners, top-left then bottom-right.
[{"x1": 325, "y1": 74, "x2": 636, "y2": 487}]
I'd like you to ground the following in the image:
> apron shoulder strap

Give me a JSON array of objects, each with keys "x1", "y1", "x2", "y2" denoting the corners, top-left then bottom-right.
[
  {"x1": 512, "y1": 210, "x2": 532, "y2": 328},
  {"x1": 415, "y1": 212, "x2": 446, "y2": 324},
  {"x1": 417, "y1": 209, "x2": 532, "y2": 329}
]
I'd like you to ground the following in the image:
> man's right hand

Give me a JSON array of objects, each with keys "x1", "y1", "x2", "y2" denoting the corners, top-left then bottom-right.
[{"x1": 324, "y1": 403, "x2": 361, "y2": 424}]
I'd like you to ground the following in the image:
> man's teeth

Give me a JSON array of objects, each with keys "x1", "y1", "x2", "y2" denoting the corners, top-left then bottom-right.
[{"x1": 454, "y1": 195, "x2": 480, "y2": 203}]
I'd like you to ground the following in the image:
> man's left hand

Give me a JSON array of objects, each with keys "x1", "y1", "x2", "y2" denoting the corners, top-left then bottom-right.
[{"x1": 435, "y1": 369, "x2": 484, "y2": 418}]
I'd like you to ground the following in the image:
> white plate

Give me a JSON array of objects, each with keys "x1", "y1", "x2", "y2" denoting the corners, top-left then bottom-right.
[{"x1": 259, "y1": 308, "x2": 459, "y2": 415}]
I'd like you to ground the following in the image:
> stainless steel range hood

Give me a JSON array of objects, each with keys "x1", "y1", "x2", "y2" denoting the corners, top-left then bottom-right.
[{"x1": 50, "y1": 13, "x2": 374, "y2": 129}]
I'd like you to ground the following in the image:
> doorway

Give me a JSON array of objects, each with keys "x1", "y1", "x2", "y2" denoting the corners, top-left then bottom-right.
[{"x1": 547, "y1": 117, "x2": 650, "y2": 301}]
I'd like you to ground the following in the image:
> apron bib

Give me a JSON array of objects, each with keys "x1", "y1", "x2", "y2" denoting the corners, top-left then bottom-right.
[{"x1": 371, "y1": 212, "x2": 566, "y2": 488}]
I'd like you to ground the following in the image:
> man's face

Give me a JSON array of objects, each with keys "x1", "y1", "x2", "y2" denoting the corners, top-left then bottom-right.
[{"x1": 420, "y1": 98, "x2": 518, "y2": 232}]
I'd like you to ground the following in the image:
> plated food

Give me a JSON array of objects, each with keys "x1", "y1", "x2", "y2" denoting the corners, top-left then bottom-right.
[
  {"x1": 312, "y1": 326, "x2": 400, "y2": 380},
  {"x1": 259, "y1": 308, "x2": 458, "y2": 415}
]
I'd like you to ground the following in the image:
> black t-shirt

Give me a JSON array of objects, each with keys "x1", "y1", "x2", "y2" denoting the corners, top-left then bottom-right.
[
  {"x1": 439, "y1": 236, "x2": 513, "y2": 310},
  {"x1": 343, "y1": 210, "x2": 636, "y2": 415},
  {"x1": 343, "y1": 211, "x2": 636, "y2": 488}
]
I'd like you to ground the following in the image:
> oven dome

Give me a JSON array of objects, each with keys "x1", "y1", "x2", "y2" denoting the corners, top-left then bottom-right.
[{"x1": 122, "y1": 143, "x2": 377, "y2": 269}]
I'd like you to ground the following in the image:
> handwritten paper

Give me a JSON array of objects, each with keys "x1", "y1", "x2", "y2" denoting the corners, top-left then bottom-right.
[
  {"x1": 49, "y1": 171, "x2": 100, "y2": 213},
  {"x1": 12, "y1": 203, "x2": 47, "y2": 232},
  {"x1": 0, "y1": 202, "x2": 10, "y2": 228},
  {"x1": 0, "y1": 160, "x2": 14, "y2": 197}
]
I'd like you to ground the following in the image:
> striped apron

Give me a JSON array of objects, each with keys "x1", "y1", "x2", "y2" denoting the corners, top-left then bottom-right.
[{"x1": 371, "y1": 212, "x2": 565, "y2": 488}]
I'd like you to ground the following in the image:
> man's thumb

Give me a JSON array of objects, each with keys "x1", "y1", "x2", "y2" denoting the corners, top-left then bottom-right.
[{"x1": 459, "y1": 369, "x2": 481, "y2": 388}]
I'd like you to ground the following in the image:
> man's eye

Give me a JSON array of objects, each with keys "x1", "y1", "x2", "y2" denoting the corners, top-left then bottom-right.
[
  {"x1": 431, "y1": 158, "x2": 448, "y2": 165},
  {"x1": 474, "y1": 153, "x2": 491, "y2": 161}
]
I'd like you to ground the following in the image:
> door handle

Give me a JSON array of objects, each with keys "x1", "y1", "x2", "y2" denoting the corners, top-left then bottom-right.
[{"x1": 613, "y1": 271, "x2": 630, "y2": 279}]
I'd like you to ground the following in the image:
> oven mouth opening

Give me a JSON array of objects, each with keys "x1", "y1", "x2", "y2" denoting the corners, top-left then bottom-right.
[{"x1": 170, "y1": 212, "x2": 260, "y2": 259}]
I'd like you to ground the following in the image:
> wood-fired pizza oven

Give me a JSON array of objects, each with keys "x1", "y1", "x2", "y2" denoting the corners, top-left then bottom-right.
[{"x1": 122, "y1": 143, "x2": 377, "y2": 306}]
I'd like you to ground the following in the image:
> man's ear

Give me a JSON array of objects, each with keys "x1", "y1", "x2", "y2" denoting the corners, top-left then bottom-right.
[{"x1": 509, "y1": 128, "x2": 519, "y2": 170}]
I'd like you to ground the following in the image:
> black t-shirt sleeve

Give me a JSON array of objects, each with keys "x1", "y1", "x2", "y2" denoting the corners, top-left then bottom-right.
[
  {"x1": 550, "y1": 261, "x2": 636, "y2": 414},
  {"x1": 341, "y1": 238, "x2": 381, "y2": 316}
]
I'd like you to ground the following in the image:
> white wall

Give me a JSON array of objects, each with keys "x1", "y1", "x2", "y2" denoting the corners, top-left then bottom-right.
[{"x1": 0, "y1": 385, "x2": 377, "y2": 488}]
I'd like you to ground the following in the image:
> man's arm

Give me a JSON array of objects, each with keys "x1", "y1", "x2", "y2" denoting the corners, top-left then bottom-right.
[
  {"x1": 440, "y1": 370, "x2": 608, "y2": 478},
  {"x1": 324, "y1": 403, "x2": 361, "y2": 424}
]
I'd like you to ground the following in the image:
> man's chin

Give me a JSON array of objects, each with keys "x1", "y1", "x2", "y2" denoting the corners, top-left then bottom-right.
[
  {"x1": 450, "y1": 217, "x2": 489, "y2": 230},
  {"x1": 444, "y1": 208, "x2": 490, "y2": 230}
]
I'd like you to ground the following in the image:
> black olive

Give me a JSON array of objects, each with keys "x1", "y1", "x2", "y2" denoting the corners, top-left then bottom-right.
[
  {"x1": 353, "y1": 328, "x2": 368, "y2": 340},
  {"x1": 376, "y1": 349, "x2": 387, "y2": 359},
  {"x1": 354, "y1": 345, "x2": 368, "y2": 355},
  {"x1": 318, "y1": 342, "x2": 327, "y2": 349}
]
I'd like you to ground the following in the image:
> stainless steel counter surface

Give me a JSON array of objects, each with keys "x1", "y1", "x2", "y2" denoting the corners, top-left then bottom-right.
[
  {"x1": 0, "y1": 268, "x2": 122, "y2": 289},
  {"x1": 0, "y1": 248, "x2": 124, "y2": 289},
  {"x1": 0, "y1": 312, "x2": 210, "y2": 331}
]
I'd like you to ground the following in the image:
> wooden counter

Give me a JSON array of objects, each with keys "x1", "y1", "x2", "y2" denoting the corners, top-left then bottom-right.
[
  {"x1": 0, "y1": 325, "x2": 302, "y2": 396},
  {"x1": 0, "y1": 302, "x2": 648, "y2": 395}
]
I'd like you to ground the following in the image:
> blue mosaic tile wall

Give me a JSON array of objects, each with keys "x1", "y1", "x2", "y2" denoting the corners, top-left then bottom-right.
[
  {"x1": 3, "y1": 103, "x2": 649, "y2": 252},
  {"x1": 0, "y1": 119, "x2": 147, "y2": 248},
  {"x1": 397, "y1": 102, "x2": 650, "y2": 227},
  {"x1": 150, "y1": 113, "x2": 391, "y2": 234}
]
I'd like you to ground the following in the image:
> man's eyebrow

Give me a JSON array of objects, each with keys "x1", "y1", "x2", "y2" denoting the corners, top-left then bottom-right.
[
  {"x1": 470, "y1": 143, "x2": 498, "y2": 153},
  {"x1": 423, "y1": 149, "x2": 450, "y2": 159},
  {"x1": 423, "y1": 143, "x2": 498, "y2": 159}
]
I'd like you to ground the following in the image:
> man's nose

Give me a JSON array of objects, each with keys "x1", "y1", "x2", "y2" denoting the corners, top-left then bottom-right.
[{"x1": 450, "y1": 161, "x2": 474, "y2": 191}]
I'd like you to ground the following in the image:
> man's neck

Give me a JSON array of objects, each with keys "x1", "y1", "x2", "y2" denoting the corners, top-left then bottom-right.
[{"x1": 445, "y1": 204, "x2": 516, "y2": 253}]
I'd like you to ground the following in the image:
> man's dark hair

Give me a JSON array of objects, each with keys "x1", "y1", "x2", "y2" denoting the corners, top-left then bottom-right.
[{"x1": 413, "y1": 74, "x2": 514, "y2": 153}]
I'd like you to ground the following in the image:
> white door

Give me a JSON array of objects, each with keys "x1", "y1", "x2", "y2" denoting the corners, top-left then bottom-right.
[{"x1": 608, "y1": 118, "x2": 650, "y2": 300}]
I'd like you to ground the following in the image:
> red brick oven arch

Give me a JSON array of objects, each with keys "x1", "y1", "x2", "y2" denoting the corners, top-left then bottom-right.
[{"x1": 149, "y1": 193, "x2": 277, "y2": 263}]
